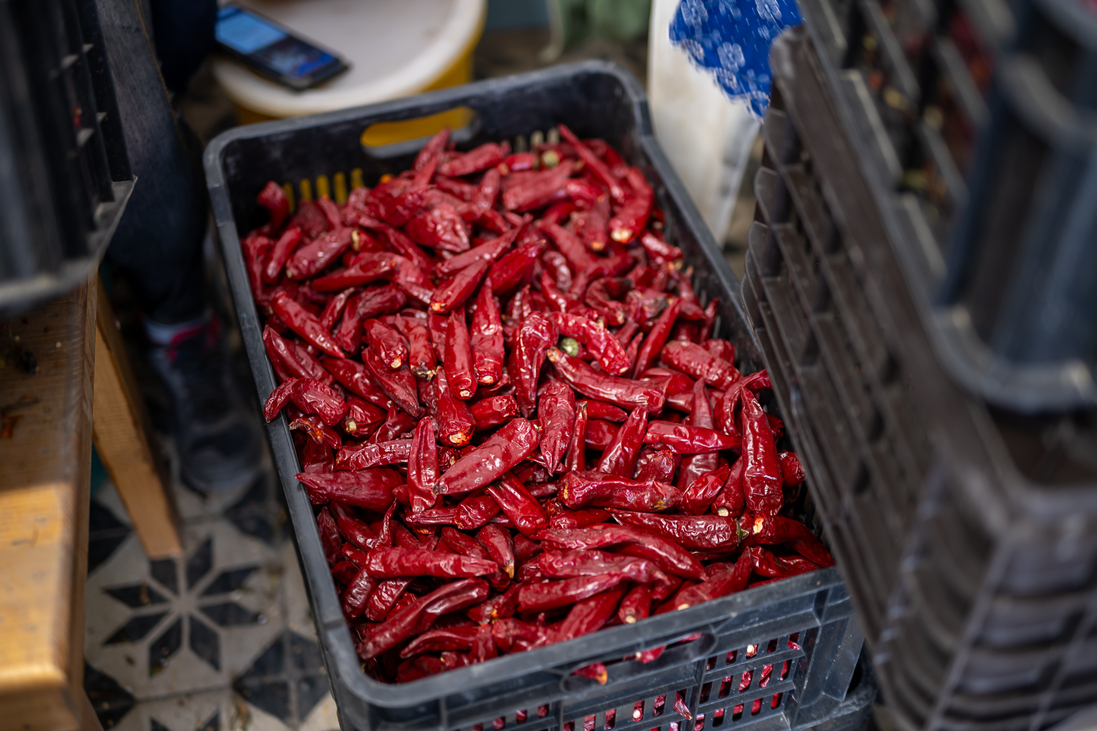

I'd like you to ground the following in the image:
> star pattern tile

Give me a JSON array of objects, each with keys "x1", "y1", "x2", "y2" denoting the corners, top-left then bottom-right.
[{"x1": 85, "y1": 477, "x2": 337, "y2": 731}]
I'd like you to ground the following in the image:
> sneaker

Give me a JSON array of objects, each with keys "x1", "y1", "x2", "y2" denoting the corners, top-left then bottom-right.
[{"x1": 146, "y1": 313, "x2": 263, "y2": 492}]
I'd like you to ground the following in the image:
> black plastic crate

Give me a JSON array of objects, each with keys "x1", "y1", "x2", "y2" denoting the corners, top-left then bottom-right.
[
  {"x1": 0, "y1": 0, "x2": 134, "y2": 313},
  {"x1": 797, "y1": 0, "x2": 1097, "y2": 412},
  {"x1": 746, "y1": 29, "x2": 1097, "y2": 731},
  {"x1": 204, "y1": 63, "x2": 872, "y2": 731}
]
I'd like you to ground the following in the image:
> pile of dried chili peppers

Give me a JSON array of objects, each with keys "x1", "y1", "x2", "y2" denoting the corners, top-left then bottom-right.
[{"x1": 243, "y1": 124, "x2": 834, "y2": 685}]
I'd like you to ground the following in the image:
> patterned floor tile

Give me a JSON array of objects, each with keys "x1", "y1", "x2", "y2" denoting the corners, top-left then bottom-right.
[
  {"x1": 88, "y1": 441, "x2": 335, "y2": 729},
  {"x1": 86, "y1": 514, "x2": 287, "y2": 699}
]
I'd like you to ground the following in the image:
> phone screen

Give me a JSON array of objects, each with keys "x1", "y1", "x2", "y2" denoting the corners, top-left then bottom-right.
[{"x1": 216, "y1": 6, "x2": 340, "y2": 81}]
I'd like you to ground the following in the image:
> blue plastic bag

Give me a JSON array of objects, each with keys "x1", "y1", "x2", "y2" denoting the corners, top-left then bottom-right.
[{"x1": 669, "y1": 0, "x2": 802, "y2": 117}]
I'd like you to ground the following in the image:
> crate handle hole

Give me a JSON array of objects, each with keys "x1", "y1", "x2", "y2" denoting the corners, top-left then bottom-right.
[{"x1": 359, "y1": 107, "x2": 479, "y2": 150}]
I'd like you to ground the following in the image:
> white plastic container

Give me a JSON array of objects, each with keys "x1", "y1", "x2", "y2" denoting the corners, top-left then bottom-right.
[
  {"x1": 212, "y1": 0, "x2": 485, "y2": 143},
  {"x1": 647, "y1": 0, "x2": 759, "y2": 243}
]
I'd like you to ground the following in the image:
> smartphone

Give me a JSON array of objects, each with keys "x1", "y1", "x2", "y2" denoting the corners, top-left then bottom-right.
[{"x1": 215, "y1": 5, "x2": 349, "y2": 91}]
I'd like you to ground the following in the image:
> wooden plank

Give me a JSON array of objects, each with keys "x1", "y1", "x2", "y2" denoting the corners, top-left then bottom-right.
[
  {"x1": 91, "y1": 279, "x2": 182, "y2": 558},
  {"x1": 0, "y1": 282, "x2": 95, "y2": 730}
]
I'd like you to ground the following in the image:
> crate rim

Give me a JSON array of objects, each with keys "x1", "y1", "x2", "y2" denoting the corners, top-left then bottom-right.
[
  {"x1": 204, "y1": 61, "x2": 852, "y2": 725},
  {"x1": 768, "y1": 30, "x2": 1097, "y2": 519}
]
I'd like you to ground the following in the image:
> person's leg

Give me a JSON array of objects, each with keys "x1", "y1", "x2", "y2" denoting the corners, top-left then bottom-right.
[
  {"x1": 98, "y1": 0, "x2": 207, "y2": 323},
  {"x1": 97, "y1": 0, "x2": 261, "y2": 491}
]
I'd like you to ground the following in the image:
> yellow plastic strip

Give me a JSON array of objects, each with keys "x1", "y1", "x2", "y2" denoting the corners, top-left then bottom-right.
[
  {"x1": 350, "y1": 168, "x2": 364, "y2": 191},
  {"x1": 299, "y1": 178, "x2": 313, "y2": 202},
  {"x1": 316, "y1": 175, "x2": 330, "y2": 201},
  {"x1": 281, "y1": 183, "x2": 296, "y2": 213},
  {"x1": 333, "y1": 172, "x2": 348, "y2": 203}
]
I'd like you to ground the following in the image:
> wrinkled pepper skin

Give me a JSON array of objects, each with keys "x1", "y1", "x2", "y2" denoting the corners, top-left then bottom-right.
[
  {"x1": 611, "y1": 512, "x2": 747, "y2": 552},
  {"x1": 538, "y1": 381, "x2": 575, "y2": 474},
  {"x1": 407, "y1": 418, "x2": 439, "y2": 513},
  {"x1": 436, "y1": 419, "x2": 540, "y2": 496},
  {"x1": 741, "y1": 390, "x2": 783, "y2": 515},
  {"x1": 295, "y1": 469, "x2": 401, "y2": 511},
  {"x1": 513, "y1": 314, "x2": 557, "y2": 417}
]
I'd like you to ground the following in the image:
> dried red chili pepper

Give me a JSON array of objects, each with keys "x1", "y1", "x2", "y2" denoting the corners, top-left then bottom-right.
[
  {"x1": 453, "y1": 493, "x2": 502, "y2": 531},
  {"x1": 367, "y1": 404, "x2": 418, "y2": 443},
  {"x1": 357, "y1": 579, "x2": 489, "y2": 660},
  {"x1": 563, "y1": 401, "x2": 589, "y2": 473},
  {"x1": 643, "y1": 421, "x2": 741, "y2": 453},
  {"x1": 342, "y1": 567, "x2": 378, "y2": 620},
  {"x1": 740, "y1": 390, "x2": 782, "y2": 516},
  {"x1": 431, "y1": 257, "x2": 491, "y2": 314},
  {"x1": 557, "y1": 585, "x2": 627, "y2": 642},
  {"x1": 316, "y1": 507, "x2": 342, "y2": 564},
  {"x1": 634, "y1": 446, "x2": 680, "y2": 484},
  {"x1": 537, "y1": 381, "x2": 575, "y2": 474},
  {"x1": 747, "y1": 546, "x2": 821, "y2": 579},
  {"x1": 469, "y1": 279, "x2": 506, "y2": 386},
  {"x1": 271, "y1": 291, "x2": 345, "y2": 358},
  {"x1": 676, "y1": 380, "x2": 719, "y2": 491},
  {"x1": 595, "y1": 406, "x2": 649, "y2": 478},
  {"x1": 618, "y1": 584, "x2": 652, "y2": 624},
  {"x1": 748, "y1": 515, "x2": 834, "y2": 567},
  {"x1": 444, "y1": 310, "x2": 477, "y2": 400},
  {"x1": 540, "y1": 525, "x2": 703, "y2": 580},
  {"x1": 406, "y1": 418, "x2": 439, "y2": 514},
  {"x1": 559, "y1": 471, "x2": 678, "y2": 512},
  {"x1": 265, "y1": 377, "x2": 348, "y2": 426},
  {"x1": 489, "y1": 237, "x2": 545, "y2": 295},
  {"x1": 671, "y1": 551, "x2": 753, "y2": 611},
  {"x1": 361, "y1": 318, "x2": 408, "y2": 370},
  {"x1": 263, "y1": 326, "x2": 333, "y2": 385},
  {"x1": 513, "y1": 313, "x2": 557, "y2": 417},
  {"x1": 477, "y1": 524, "x2": 516, "y2": 578},
  {"x1": 612, "y1": 512, "x2": 747, "y2": 552},
  {"x1": 547, "y1": 348, "x2": 664, "y2": 412},
  {"x1": 285, "y1": 227, "x2": 354, "y2": 280},
  {"x1": 557, "y1": 125, "x2": 625, "y2": 204},
  {"x1": 436, "y1": 231, "x2": 514, "y2": 278},
  {"x1": 394, "y1": 315, "x2": 437, "y2": 379},
  {"x1": 679, "y1": 464, "x2": 731, "y2": 515},
  {"x1": 263, "y1": 226, "x2": 302, "y2": 283},
  {"x1": 440, "y1": 142, "x2": 507, "y2": 177},
  {"x1": 549, "y1": 312, "x2": 630, "y2": 375},
  {"x1": 517, "y1": 573, "x2": 628, "y2": 613},
  {"x1": 631, "y1": 299, "x2": 683, "y2": 378},
  {"x1": 318, "y1": 288, "x2": 356, "y2": 332},
  {"x1": 400, "y1": 625, "x2": 479, "y2": 658},
  {"x1": 364, "y1": 547, "x2": 498, "y2": 579},
  {"x1": 296, "y1": 469, "x2": 401, "y2": 511},
  {"x1": 434, "y1": 419, "x2": 539, "y2": 496},
  {"x1": 780, "y1": 452, "x2": 806, "y2": 486},
  {"x1": 428, "y1": 369, "x2": 477, "y2": 447},
  {"x1": 492, "y1": 618, "x2": 554, "y2": 653},
  {"x1": 548, "y1": 507, "x2": 609, "y2": 529},
  {"x1": 310, "y1": 252, "x2": 401, "y2": 292},
  {"x1": 502, "y1": 161, "x2": 573, "y2": 212},
  {"x1": 661, "y1": 341, "x2": 739, "y2": 390},
  {"x1": 362, "y1": 347, "x2": 422, "y2": 417},
  {"x1": 470, "y1": 394, "x2": 520, "y2": 430},
  {"x1": 484, "y1": 471, "x2": 549, "y2": 537},
  {"x1": 334, "y1": 438, "x2": 411, "y2": 471},
  {"x1": 539, "y1": 551, "x2": 670, "y2": 591},
  {"x1": 609, "y1": 168, "x2": 653, "y2": 243},
  {"x1": 258, "y1": 181, "x2": 290, "y2": 229},
  {"x1": 330, "y1": 503, "x2": 376, "y2": 550},
  {"x1": 576, "y1": 400, "x2": 627, "y2": 423}
]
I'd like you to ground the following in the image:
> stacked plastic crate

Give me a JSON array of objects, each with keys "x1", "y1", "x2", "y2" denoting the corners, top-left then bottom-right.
[
  {"x1": 0, "y1": 0, "x2": 134, "y2": 313},
  {"x1": 744, "y1": 15, "x2": 1097, "y2": 731}
]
